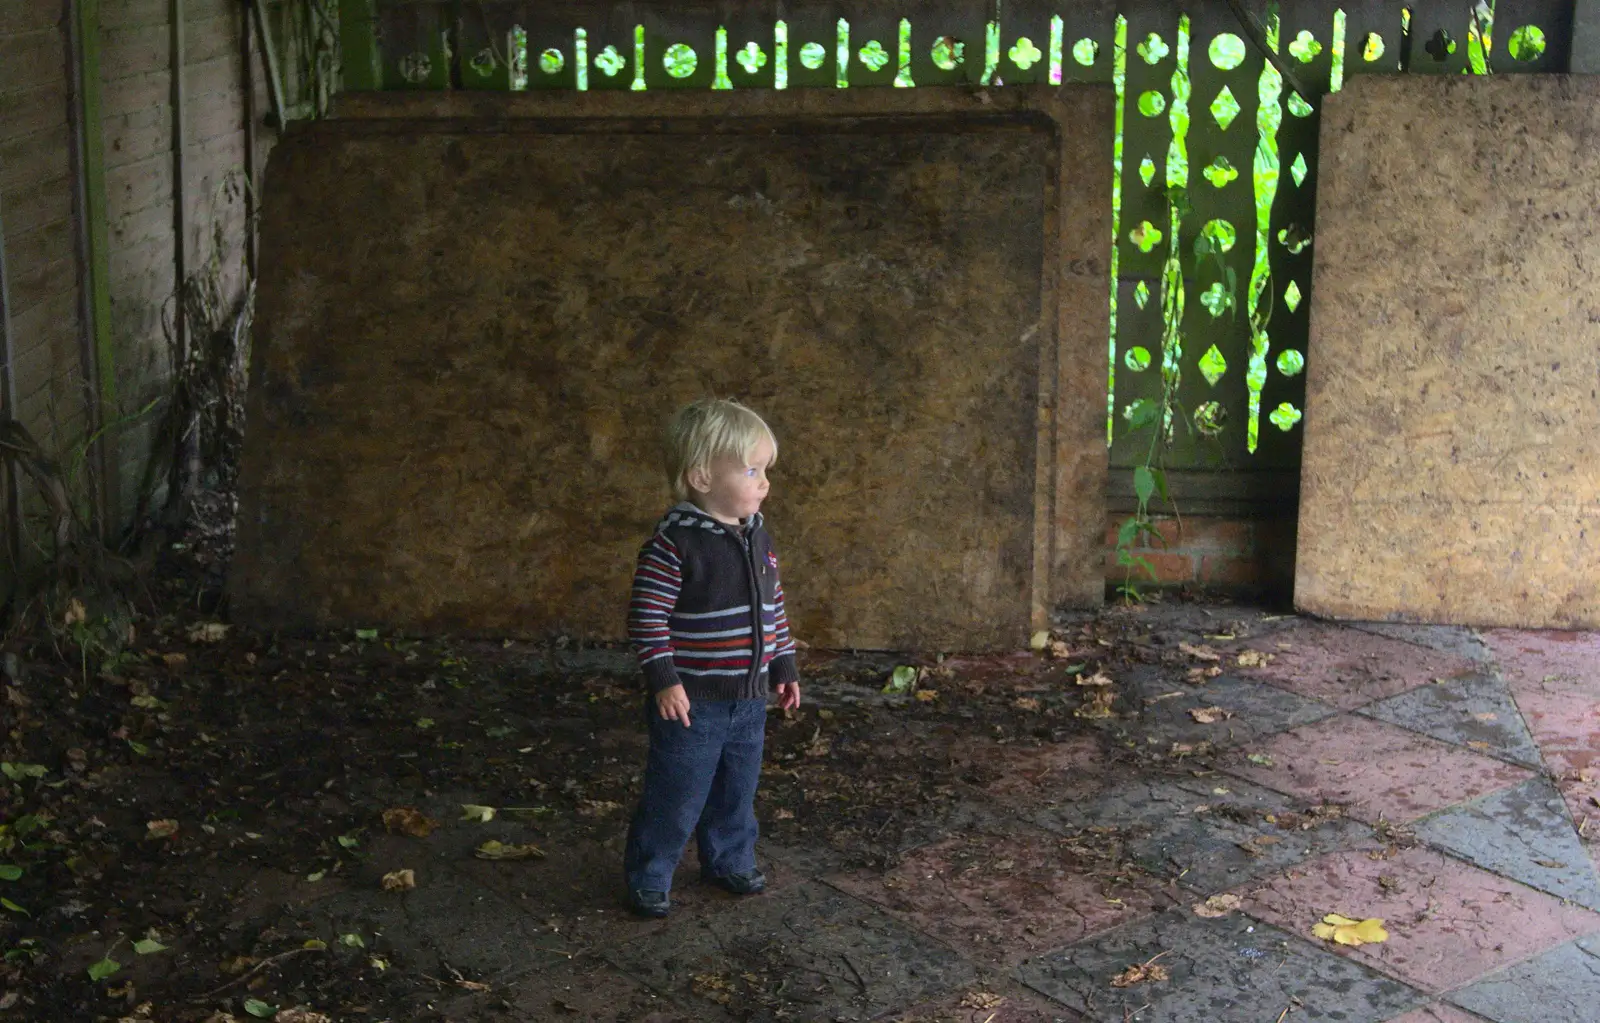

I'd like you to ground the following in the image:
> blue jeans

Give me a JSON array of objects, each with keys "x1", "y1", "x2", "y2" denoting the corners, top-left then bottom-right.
[{"x1": 624, "y1": 697, "x2": 767, "y2": 893}]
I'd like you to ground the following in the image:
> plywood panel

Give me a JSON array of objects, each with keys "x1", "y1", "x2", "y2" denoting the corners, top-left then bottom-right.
[
  {"x1": 1297, "y1": 76, "x2": 1600, "y2": 628},
  {"x1": 234, "y1": 91, "x2": 1113, "y2": 651}
]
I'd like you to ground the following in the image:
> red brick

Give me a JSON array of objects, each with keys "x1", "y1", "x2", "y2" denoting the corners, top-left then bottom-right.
[
  {"x1": 1195, "y1": 553, "x2": 1264, "y2": 587},
  {"x1": 1104, "y1": 549, "x2": 1194, "y2": 584}
]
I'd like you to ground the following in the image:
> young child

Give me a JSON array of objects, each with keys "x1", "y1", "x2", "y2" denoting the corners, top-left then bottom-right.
[{"x1": 623, "y1": 398, "x2": 801, "y2": 918}]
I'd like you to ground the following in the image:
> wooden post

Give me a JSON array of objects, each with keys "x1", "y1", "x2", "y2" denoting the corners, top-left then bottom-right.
[
  {"x1": 253, "y1": 1, "x2": 289, "y2": 127},
  {"x1": 66, "y1": 0, "x2": 118, "y2": 535},
  {"x1": 242, "y1": 0, "x2": 257, "y2": 277},
  {"x1": 339, "y1": 0, "x2": 383, "y2": 91},
  {"x1": 0, "y1": 190, "x2": 20, "y2": 579}
]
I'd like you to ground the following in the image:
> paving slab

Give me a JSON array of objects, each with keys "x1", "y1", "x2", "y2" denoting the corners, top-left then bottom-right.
[
  {"x1": 432, "y1": 954, "x2": 720, "y2": 1022},
  {"x1": 950, "y1": 732, "x2": 1109, "y2": 811},
  {"x1": 307, "y1": 866, "x2": 556, "y2": 980},
  {"x1": 1226, "y1": 715, "x2": 1534, "y2": 824},
  {"x1": 1349, "y1": 623, "x2": 1494, "y2": 664},
  {"x1": 1238, "y1": 845, "x2": 1600, "y2": 994},
  {"x1": 1382, "y1": 1004, "x2": 1493, "y2": 1023},
  {"x1": 1030, "y1": 774, "x2": 1370, "y2": 892},
  {"x1": 1100, "y1": 665, "x2": 1336, "y2": 752},
  {"x1": 1233, "y1": 621, "x2": 1477, "y2": 710},
  {"x1": 605, "y1": 881, "x2": 976, "y2": 1021},
  {"x1": 1358, "y1": 673, "x2": 1543, "y2": 768},
  {"x1": 826, "y1": 820, "x2": 1176, "y2": 966},
  {"x1": 883, "y1": 979, "x2": 1087, "y2": 1022},
  {"x1": 1415, "y1": 778, "x2": 1600, "y2": 912},
  {"x1": 1014, "y1": 908, "x2": 1425, "y2": 1023},
  {"x1": 1446, "y1": 933, "x2": 1600, "y2": 1023},
  {"x1": 1488, "y1": 632, "x2": 1600, "y2": 834}
]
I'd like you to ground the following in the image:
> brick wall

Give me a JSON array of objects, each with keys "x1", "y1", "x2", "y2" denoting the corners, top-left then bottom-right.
[{"x1": 1103, "y1": 512, "x2": 1297, "y2": 597}]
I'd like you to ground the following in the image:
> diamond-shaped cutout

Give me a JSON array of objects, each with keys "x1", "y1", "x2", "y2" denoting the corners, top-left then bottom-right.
[
  {"x1": 1210, "y1": 86, "x2": 1241, "y2": 130},
  {"x1": 1199, "y1": 344, "x2": 1228, "y2": 385},
  {"x1": 1139, "y1": 156, "x2": 1155, "y2": 186},
  {"x1": 1291, "y1": 152, "x2": 1309, "y2": 186},
  {"x1": 1133, "y1": 280, "x2": 1150, "y2": 308},
  {"x1": 1284, "y1": 280, "x2": 1302, "y2": 312}
]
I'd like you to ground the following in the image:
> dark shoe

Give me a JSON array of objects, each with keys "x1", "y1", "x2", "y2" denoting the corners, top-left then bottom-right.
[
  {"x1": 704, "y1": 868, "x2": 766, "y2": 895},
  {"x1": 627, "y1": 889, "x2": 670, "y2": 918}
]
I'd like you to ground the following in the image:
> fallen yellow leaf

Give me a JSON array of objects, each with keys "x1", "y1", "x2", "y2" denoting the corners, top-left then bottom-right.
[
  {"x1": 1192, "y1": 893, "x2": 1241, "y2": 918},
  {"x1": 1014, "y1": 697, "x2": 1041, "y2": 711},
  {"x1": 473, "y1": 840, "x2": 545, "y2": 861},
  {"x1": 1075, "y1": 671, "x2": 1115, "y2": 687},
  {"x1": 146, "y1": 819, "x2": 179, "y2": 840},
  {"x1": 1029, "y1": 630, "x2": 1051, "y2": 652},
  {"x1": 1312, "y1": 913, "x2": 1388, "y2": 946},
  {"x1": 381, "y1": 869, "x2": 416, "y2": 891},
  {"x1": 915, "y1": 689, "x2": 939, "y2": 702},
  {"x1": 1179, "y1": 642, "x2": 1221, "y2": 662},
  {"x1": 1189, "y1": 706, "x2": 1231, "y2": 724},
  {"x1": 460, "y1": 804, "x2": 497, "y2": 823}
]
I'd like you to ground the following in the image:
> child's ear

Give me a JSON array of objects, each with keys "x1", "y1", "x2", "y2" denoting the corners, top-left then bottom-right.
[{"x1": 687, "y1": 465, "x2": 712, "y2": 494}]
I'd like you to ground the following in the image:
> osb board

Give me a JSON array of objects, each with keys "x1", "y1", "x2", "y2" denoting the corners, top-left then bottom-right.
[
  {"x1": 1297, "y1": 76, "x2": 1600, "y2": 628},
  {"x1": 233, "y1": 90, "x2": 1113, "y2": 650}
]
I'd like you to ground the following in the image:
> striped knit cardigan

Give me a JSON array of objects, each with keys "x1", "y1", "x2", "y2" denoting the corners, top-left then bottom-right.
[{"x1": 627, "y1": 503, "x2": 799, "y2": 701}]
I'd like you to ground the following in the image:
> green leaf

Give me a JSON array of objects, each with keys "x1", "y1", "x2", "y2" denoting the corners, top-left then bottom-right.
[
  {"x1": 1, "y1": 898, "x2": 28, "y2": 916},
  {"x1": 355, "y1": 628, "x2": 379, "y2": 641},
  {"x1": 415, "y1": 718, "x2": 435, "y2": 730},
  {"x1": 1151, "y1": 468, "x2": 1170, "y2": 503},
  {"x1": 1115, "y1": 519, "x2": 1141, "y2": 549},
  {"x1": 306, "y1": 870, "x2": 326, "y2": 882},
  {"x1": 87, "y1": 957, "x2": 120, "y2": 981},
  {"x1": 127, "y1": 740, "x2": 150, "y2": 756},
  {"x1": 337, "y1": 834, "x2": 360, "y2": 849},
  {"x1": 132, "y1": 938, "x2": 168, "y2": 955},
  {"x1": 340, "y1": 933, "x2": 366, "y2": 948},
  {"x1": 883, "y1": 665, "x2": 918, "y2": 695},
  {"x1": 1, "y1": 763, "x2": 47, "y2": 782},
  {"x1": 0, "y1": 865, "x2": 20, "y2": 881},
  {"x1": 1133, "y1": 467, "x2": 1156, "y2": 505},
  {"x1": 243, "y1": 998, "x2": 277, "y2": 1018}
]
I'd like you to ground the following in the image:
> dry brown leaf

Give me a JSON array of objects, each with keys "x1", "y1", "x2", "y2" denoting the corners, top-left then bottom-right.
[
  {"x1": 273, "y1": 1010, "x2": 334, "y2": 1023},
  {"x1": 915, "y1": 689, "x2": 939, "y2": 702},
  {"x1": 382, "y1": 807, "x2": 437, "y2": 838},
  {"x1": 774, "y1": 808, "x2": 795, "y2": 820},
  {"x1": 1110, "y1": 958, "x2": 1170, "y2": 988},
  {"x1": 577, "y1": 800, "x2": 622, "y2": 817},
  {"x1": 1471, "y1": 712, "x2": 1498, "y2": 722},
  {"x1": 1014, "y1": 697, "x2": 1041, "y2": 711},
  {"x1": 381, "y1": 869, "x2": 416, "y2": 891},
  {"x1": 1178, "y1": 642, "x2": 1221, "y2": 662},
  {"x1": 1236, "y1": 650, "x2": 1274, "y2": 668},
  {"x1": 1185, "y1": 666, "x2": 1223, "y2": 684},
  {"x1": 186, "y1": 622, "x2": 231, "y2": 643},
  {"x1": 1188, "y1": 706, "x2": 1231, "y2": 724},
  {"x1": 64, "y1": 598, "x2": 87, "y2": 626},
  {"x1": 1075, "y1": 671, "x2": 1115, "y2": 687},
  {"x1": 958, "y1": 990, "x2": 1005, "y2": 1009},
  {"x1": 161, "y1": 653, "x2": 188, "y2": 668},
  {"x1": 1075, "y1": 690, "x2": 1116, "y2": 719},
  {"x1": 145, "y1": 819, "x2": 179, "y2": 840},
  {"x1": 219, "y1": 956, "x2": 257, "y2": 976},
  {"x1": 473, "y1": 840, "x2": 545, "y2": 861},
  {"x1": 1192, "y1": 893, "x2": 1241, "y2": 918}
]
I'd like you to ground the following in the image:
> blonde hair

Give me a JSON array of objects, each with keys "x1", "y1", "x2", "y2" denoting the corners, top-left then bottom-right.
[{"x1": 665, "y1": 398, "x2": 778, "y2": 502}]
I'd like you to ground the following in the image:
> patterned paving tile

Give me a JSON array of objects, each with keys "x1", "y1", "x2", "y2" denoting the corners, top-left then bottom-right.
[
  {"x1": 606, "y1": 881, "x2": 975, "y2": 1020},
  {"x1": 1015, "y1": 909, "x2": 1425, "y2": 1023},
  {"x1": 883, "y1": 980, "x2": 1087, "y2": 1022},
  {"x1": 1349, "y1": 623, "x2": 1494, "y2": 664},
  {"x1": 950, "y1": 731, "x2": 1109, "y2": 810},
  {"x1": 1098, "y1": 664, "x2": 1336, "y2": 752},
  {"x1": 1238, "y1": 845, "x2": 1600, "y2": 994},
  {"x1": 1381, "y1": 1005, "x2": 1493, "y2": 1023},
  {"x1": 1030, "y1": 774, "x2": 1371, "y2": 892},
  {"x1": 1447, "y1": 934, "x2": 1600, "y2": 1023},
  {"x1": 1488, "y1": 630, "x2": 1600, "y2": 835},
  {"x1": 1359, "y1": 673, "x2": 1543, "y2": 768},
  {"x1": 1416, "y1": 778, "x2": 1600, "y2": 912},
  {"x1": 1233, "y1": 621, "x2": 1477, "y2": 710},
  {"x1": 1226, "y1": 714, "x2": 1534, "y2": 824},
  {"x1": 827, "y1": 821, "x2": 1176, "y2": 966}
]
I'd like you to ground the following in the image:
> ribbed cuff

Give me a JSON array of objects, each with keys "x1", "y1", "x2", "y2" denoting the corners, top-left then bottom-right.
[
  {"x1": 640, "y1": 657, "x2": 683, "y2": 695},
  {"x1": 769, "y1": 653, "x2": 799, "y2": 687}
]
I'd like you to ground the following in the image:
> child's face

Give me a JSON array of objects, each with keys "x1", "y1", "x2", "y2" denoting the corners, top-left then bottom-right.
[{"x1": 690, "y1": 437, "x2": 774, "y2": 525}]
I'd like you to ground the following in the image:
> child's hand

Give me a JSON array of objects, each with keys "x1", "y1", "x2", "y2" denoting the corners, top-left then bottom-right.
[
  {"x1": 655, "y1": 684, "x2": 691, "y2": 727},
  {"x1": 776, "y1": 681, "x2": 801, "y2": 711}
]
